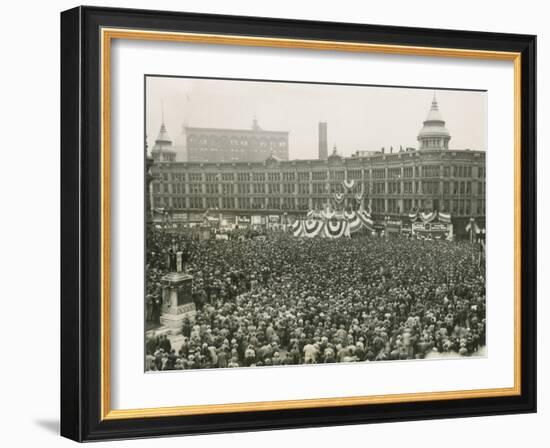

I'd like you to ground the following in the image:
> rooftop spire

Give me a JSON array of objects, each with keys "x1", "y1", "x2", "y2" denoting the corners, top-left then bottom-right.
[
  {"x1": 151, "y1": 101, "x2": 176, "y2": 162},
  {"x1": 155, "y1": 100, "x2": 172, "y2": 144},
  {"x1": 424, "y1": 91, "x2": 445, "y2": 123},
  {"x1": 430, "y1": 91, "x2": 440, "y2": 113}
]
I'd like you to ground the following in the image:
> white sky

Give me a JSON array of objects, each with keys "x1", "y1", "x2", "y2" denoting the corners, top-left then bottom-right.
[{"x1": 146, "y1": 76, "x2": 486, "y2": 160}]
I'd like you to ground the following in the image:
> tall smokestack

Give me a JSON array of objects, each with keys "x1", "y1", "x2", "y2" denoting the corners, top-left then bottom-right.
[{"x1": 318, "y1": 122, "x2": 328, "y2": 160}]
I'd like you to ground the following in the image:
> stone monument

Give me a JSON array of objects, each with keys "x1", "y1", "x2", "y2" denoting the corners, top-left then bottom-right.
[{"x1": 159, "y1": 247, "x2": 195, "y2": 334}]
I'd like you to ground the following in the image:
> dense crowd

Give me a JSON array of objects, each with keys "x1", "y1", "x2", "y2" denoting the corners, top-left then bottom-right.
[{"x1": 145, "y1": 228, "x2": 486, "y2": 371}]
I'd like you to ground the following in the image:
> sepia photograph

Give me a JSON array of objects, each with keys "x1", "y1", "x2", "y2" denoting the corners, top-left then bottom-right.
[
  {"x1": 58, "y1": 6, "x2": 537, "y2": 441},
  {"x1": 144, "y1": 76, "x2": 487, "y2": 372}
]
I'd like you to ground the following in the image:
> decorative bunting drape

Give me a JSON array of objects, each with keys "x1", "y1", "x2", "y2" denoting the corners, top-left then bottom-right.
[
  {"x1": 303, "y1": 219, "x2": 324, "y2": 238},
  {"x1": 290, "y1": 219, "x2": 304, "y2": 237},
  {"x1": 334, "y1": 192, "x2": 345, "y2": 203},
  {"x1": 342, "y1": 179, "x2": 356, "y2": 190},
  {"x1": 420, "y1": 211, "x2": 436, "y2": 223},
  {"x1": 354, "y1": 183, "x2": 364, "y2": 202},
  {"x1": 408, "y1": 210, "x2": 451, "y2": 224},
  {"x1": 438, "y1": 211, "x2": 451, "y2": 224},
  {"x1": 343, "y1": 210, "x2": 355, "y2": 221},
  {"x1": 290, "y1": 207, "x2": 454, "y2": 240},
  {"x1": 290, "y1": 206, "x2": 375, "y2": 239},
  {"x1": 325, "y1": 218, "x2": 347, "y2": 238},
  {"x1": 357, "y1": 209, "x2": 374, "y2": 230},
  {"x1": 344, "y1": 210, "x2": 363, "y2": 233}
]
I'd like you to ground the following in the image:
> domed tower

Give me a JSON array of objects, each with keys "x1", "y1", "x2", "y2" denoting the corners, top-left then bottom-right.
[{"x1": 417, "y1": 93, "x2": 451, "y2": 150}]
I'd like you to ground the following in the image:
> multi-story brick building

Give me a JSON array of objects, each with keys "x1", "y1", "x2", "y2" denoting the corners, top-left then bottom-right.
[
  {"x1": 149, "y1": 96, "x2": 485, "y2": 237},
  {"x1": 179, "y1": 118, "x2": 290, "y2": 163}
]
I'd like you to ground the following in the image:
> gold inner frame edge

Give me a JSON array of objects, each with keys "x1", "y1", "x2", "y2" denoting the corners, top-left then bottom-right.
[{"x1": 100, "y1": 27, "x2": 522, "y2": 421}]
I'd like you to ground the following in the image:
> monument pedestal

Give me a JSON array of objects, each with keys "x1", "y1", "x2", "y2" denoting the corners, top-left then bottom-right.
[{"x1": 159, "y1": 271, "x2": 196, "y2": 335}]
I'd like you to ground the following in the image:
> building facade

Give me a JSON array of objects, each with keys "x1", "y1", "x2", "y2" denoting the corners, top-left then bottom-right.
[
  {"x1": 149, "y1": 96, "x2": 486, "y2": 237},
  {"x1": 181, "y1": 118, "x2": 289, "y2": 163}
]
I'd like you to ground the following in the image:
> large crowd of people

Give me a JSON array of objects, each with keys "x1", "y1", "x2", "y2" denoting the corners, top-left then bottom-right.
[{"x1": 145, "y1": 227, "x2": 486, "y2": 371}]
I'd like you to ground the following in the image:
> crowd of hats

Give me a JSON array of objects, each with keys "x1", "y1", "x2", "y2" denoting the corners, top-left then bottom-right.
[{"x1": 145, "y1": 228, "x2": 486, "y2": 371}]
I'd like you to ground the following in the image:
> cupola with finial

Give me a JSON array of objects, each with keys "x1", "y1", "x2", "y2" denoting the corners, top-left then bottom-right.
[{"x1": 417, "y1": 92, "x2": 451, "y2": 151}]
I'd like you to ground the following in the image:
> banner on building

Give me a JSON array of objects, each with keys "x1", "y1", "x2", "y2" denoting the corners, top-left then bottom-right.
[
  {"x1": 172, "y1": 213, "x2": 188, "y2": 221},
  {"x1": 291, "y1": 205, "x2": 373, "y2": 239},
  {"x1": 237, "y1": 216, "x2": 251, "y2": 224},
  {"x1": 408, "y1": 210, "x2": 450, "y2": 224},
  {"x1": 342, "y1": 179, "x2": 356, "y2": 190}
]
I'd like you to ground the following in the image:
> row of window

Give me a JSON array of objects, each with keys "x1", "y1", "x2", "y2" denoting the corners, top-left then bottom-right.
[
  {"x1": 190, "y1": 147, "x2": 286, "y2": 153},
  {"x1": 159, "y1": 164, "x2": 484, "y2": 183},
  {"x1": 154, "y1": 180, "x2": 485, "y2": 196},
  {"x1": 372, "y1": 198, "x2": 484, "y2": 216},
  {"x1": 187, "y1": 136, "x2": 287, "y2": 148},
  {"x1": 421, "y1": 138, "x2": 449, "y2": 149},
  {"x1": 156, "y1": 197, "x2": 485, "y2": 216},
  {"x1": 370, "y1": 180, "x2": 482, "y2": 196}
]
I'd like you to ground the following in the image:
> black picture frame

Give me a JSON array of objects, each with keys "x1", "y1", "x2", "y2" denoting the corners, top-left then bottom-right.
[{"x1": 61, "y1": 5, "x2": 536, "y2": 442}]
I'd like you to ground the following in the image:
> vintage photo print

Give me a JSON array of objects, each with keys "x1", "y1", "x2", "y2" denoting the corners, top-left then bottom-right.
[{"x1": 144, "y1": 76, "x2": 487, "y2": 372}]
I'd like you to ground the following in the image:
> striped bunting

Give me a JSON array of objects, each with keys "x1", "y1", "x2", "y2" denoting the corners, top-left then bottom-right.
[
  {"x1": 324, "y1": 218, "x2": 347, "y2": 238},
  {"x1": 342, "y1": 179, "x2": 356, "y2": 190}
]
